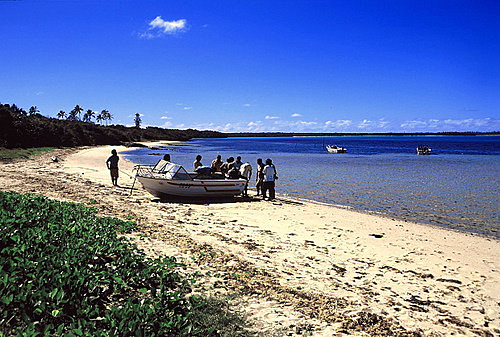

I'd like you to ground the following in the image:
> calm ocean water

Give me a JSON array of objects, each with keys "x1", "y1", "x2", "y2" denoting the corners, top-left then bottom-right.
[{"x1": 123, "y1": 136, "x2": 500, "y2": 238}]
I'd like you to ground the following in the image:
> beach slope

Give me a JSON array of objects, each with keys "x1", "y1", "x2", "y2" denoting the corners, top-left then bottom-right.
[{"x1": 0, "y1": 145, "x2": 498, "y2": 336}]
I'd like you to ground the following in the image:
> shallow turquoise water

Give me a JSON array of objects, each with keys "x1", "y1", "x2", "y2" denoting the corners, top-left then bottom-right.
[{"x1": 124, "y1": 136, "x2": 500, "y2": 237}]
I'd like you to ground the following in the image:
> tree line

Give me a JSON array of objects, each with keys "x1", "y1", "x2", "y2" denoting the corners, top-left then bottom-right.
[
  {"x1": 56, "y1": 105, "x2": 114, "y2": 126},
  {"x1": 0, "y1": 103, "x2": 223, "y2": 149}
]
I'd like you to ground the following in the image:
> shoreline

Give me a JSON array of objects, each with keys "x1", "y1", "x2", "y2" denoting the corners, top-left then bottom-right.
[
  {"x1": 122, "y1": 141, "x2": 499, "y2": 240},
  {"x1": 0, "y1": 144, "x2": 498, "y2": 336}
]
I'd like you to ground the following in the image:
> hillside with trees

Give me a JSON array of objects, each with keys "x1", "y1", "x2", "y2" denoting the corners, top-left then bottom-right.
[{"x1": 0, "y1": 103, "x2": 224, "y2": 149}]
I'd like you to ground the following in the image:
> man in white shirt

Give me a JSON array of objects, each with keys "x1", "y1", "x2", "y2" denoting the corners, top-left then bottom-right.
[
  {"x1": 262, "y1": 158, "x2": 277, "y2": 200},
  {"x1": 239, "y1": 162, "x2": 252, "y2": 196}
]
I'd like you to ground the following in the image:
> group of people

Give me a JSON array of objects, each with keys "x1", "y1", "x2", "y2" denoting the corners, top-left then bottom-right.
[
  {"x1": 105, "y1": 149, "x2": 278, "y2": 200},
  {"x1": 193, "y1": 154, "x2": 278, "y2": 200}
]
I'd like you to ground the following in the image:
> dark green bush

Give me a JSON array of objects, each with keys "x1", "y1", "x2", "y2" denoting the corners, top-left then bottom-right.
[{"x1": 0, "y1": 191, "x2": 209, "y2": 336}]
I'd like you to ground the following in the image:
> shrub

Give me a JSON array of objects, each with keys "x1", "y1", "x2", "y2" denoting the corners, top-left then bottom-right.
[{"x1": 0, "y1": 191, "x2": 209, "y2": 336}]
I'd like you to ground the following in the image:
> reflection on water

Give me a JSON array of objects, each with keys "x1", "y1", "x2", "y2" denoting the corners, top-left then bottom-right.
[{"x1": 124, "y1": 136, "x2": 500, "y2": 238}]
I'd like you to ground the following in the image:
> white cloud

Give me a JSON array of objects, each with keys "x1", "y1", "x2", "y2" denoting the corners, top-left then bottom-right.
[
  {"x1": 140, "y1": 16, "x2": 187, "y2": 38},
  {"x1": 265, "y1": 115, "x2": 279, "y2": 120},
  {"x1": 325, "y1": 120, "x2": 352, "y2": 127},
  {"x1": 160, "y1": 116, "x2": 172, "y2": 119},
  {"x1": 243, "y1": 104, "x2": 251, "y2": 107},
  {"x1": 357, "y1": 119, "x2": 373, "y2": 129},
  {"x1": 400, "y1": 120, "x2": 428, "y2": 129},
  {"x1": 291, "y1": 113, "x2": 302, "y2": 117},
  {"x1": 183, "y1": 107, "x2": 192, "y2": 110},
  {"x1": 399, "y1": 118, "x2": 499, "y2": 131}
]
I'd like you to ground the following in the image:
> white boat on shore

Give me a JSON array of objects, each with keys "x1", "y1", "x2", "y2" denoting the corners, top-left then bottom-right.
[
  {"x1": 134, "y1": 160, "x2": 247, "y2": 198},
  {"x1": 326, "y1": 145, "x2": 347, "y2": 153}
]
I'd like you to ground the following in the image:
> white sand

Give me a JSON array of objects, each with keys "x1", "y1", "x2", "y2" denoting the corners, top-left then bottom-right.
[{"x1": 1, "y1": 144, "x2": 498, "y2": 336}]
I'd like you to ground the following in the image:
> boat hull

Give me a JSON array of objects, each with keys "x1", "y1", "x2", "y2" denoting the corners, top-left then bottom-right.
[
  {"x1": 326, "y1": 145, "x2": 347, "y2": 153},
  {"x1": 137, "y1": 176, "x2": 247, "y2": 198}
]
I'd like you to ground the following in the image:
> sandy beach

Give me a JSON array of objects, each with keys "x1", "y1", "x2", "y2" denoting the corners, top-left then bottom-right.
[{"x1": 1, "y1": 144, "x2": 498, "y2": 336}]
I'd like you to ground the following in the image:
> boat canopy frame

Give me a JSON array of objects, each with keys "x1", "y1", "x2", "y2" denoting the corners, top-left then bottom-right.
[{"x1": 135, "y1": 161, "x2": 193, "y2": 181}]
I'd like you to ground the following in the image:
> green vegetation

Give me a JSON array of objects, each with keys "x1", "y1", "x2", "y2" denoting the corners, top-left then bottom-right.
[
  {"x1": 0, "y1": 103, "x2": 223, "y2": 149},
  {"x1": 0, "y1": 191, "x2": 250, "y2": 336},
  {"x1": 0, "y1": 147, "x2": 55, "y2": 160}
]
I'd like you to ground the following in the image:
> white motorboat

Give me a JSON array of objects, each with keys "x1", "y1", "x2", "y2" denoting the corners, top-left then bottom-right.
[
  {"x1": 417, "y1": 145, "x2": 431, "y2": 155},
  {"x1": 134, "y1": 160, "x2": 247, "y2": 198},
  {"x1": 326, "y1": 145, "x2": 347, "y2": 153}
]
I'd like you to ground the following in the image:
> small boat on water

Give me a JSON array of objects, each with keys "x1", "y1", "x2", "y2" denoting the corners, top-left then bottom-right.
[
  {"x1": 417, "y1": 145, "x2": 432, "y2": 155},
  {"x1": 134, "y1": 160, "x2": 247, "y2": 198},
  {"x1": 326, "y1": 145, "x2": 347, "y2": 153}
]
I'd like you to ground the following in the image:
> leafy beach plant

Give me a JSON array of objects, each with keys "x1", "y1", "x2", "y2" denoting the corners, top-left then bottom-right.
[{"x1": 0, "y1": 191, "x2": 225, "y2": 336}]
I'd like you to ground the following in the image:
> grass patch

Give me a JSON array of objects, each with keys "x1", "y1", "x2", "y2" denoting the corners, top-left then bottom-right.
[
  {"x1": 0, "y1": 191, "x2": 256, "y2": 336},
  {"x1": 0, "y1": 147, "x2": 55, "y2": 160}
]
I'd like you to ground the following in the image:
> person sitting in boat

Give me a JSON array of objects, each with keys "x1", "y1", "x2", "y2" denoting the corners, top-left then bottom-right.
[
  {"x1": 152, "y1": 154, "x2": 171, "y2": 173},
  {"x1": 220, "y1": 157, "x2": 234, "y2": 175},
  {"x1": 233, "y1": 156, "x2": 243, "y2": 170},
  {"x1": 193, "y1": 155, "x2": 203, "y2": 171},
  {"x1": 211, "y1": 155, "x2": 223, "y2": 173}
]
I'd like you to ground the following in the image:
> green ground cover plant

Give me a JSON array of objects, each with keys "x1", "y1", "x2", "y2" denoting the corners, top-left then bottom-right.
[
  {"x1": 0, "y1": 191, "x2": 243, "y2": 336},
  {"x1": 0, "y1": 147, "x2": 55, "y2": 160}
]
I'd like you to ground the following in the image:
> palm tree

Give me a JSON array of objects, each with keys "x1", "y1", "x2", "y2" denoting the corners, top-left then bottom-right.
[
  {"x1": 83, "y1": 109, "x2": 95, "y2": 123},
  {"x1": 96, "y1": 112, "x2": 103, "y2": 125},
  {"x1": 28, "y1": 106, "x2": 39, "y2": 116},
  {"x1": 70, "y1": 105, "x2": 83, "y2": 121},
  {"x1": 101, "y1": 109, "x2": 112, "y2": 126},
  {"x1": 134, "y1": 113, "x2": 142, "y2": 128},
  {"x1": 57, "y1": 110, "x2": 66, "y2": 119},
  {"x1": 67, "y1": 110, "x2": 78, "y2": 121}
]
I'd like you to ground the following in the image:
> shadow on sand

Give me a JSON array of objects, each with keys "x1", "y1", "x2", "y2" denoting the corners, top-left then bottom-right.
[{"x1": 150, "y1": 195, "x2": 263, "y2": 205}]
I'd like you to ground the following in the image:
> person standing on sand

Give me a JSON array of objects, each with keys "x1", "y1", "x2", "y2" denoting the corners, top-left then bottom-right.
[
  {"x1": 239, "y1": 162, "x2": 252, "y2": 196},
  {"x1": 256, "y1": 158, "x2": 264, "y2": 196},
  {"x1": 106, "y1": 149, "x2": 120, "y2": 186},
  {"x1": 193, "y1": 155, "x2": 203, "y2": 171},
  {"x1": 262, "y1": 158, "x2": 277, "y2": 201},
  {"x1": 211, "y1": 155, "x2": 223, "y2": 173}
]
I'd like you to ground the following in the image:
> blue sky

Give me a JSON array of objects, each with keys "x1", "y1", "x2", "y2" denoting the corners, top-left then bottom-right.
[{"x1": 1, "y1": 0, "x2": 499, "y2": 133}]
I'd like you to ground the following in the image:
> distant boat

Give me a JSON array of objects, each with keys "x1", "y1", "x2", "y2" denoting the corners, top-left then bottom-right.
[
  {"x1": 326, "y1": 145, "x2": 347, "y2": 153},
  {"x1": 417, "y1": 145, "x2": 432, "y2": 155},
  {"x1": 134, "y1": 160, "x2": 246, "y2": 198}
]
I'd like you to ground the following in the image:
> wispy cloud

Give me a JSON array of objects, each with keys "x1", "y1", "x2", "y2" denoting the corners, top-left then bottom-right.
[
  {"x1": 325, "y1": 120, "x2": 352, "y2": 127},
  {"x1": 154, "y1": 116, "x2": 499, "y2": 133},
  {"x1": 243, "y1": 104, "x2": 251, "y2": 107},
  {"x1": 400, "y1": 118, "x2": 498, "y2": 131},
  {"x1": 265, "y1": 115, "x2": 279, "y2": 120},
  {"x1": 291, "y1": 113, "x2": 302, "y2": 117},
  {"x1": 139, "y1": 16, "x2": 188, "y2": 39},
  {"x1": 160, "y1": 116, "x2": 172, "y2": 120},
  {"x1": 183, "y1": 107, "x2": 192, "y2": 110}
]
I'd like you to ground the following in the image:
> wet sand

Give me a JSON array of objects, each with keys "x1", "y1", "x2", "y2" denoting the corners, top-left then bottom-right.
[{"x1": 1, "y1": 144, "x2": 498, "y2": 336}]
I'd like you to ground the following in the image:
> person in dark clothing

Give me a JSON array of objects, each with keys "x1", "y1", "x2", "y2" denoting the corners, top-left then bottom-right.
[
  {"x1": 256, "y1": 158, "x2": 264, "y2": 196},
  {"x1": 106, "y1": 149, "x2": 120, "y2": 186}
]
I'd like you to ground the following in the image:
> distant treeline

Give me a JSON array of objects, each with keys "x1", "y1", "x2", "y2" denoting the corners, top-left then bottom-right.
[
  {"x1": 0, "y1": 103, "x2": 224, "y2": 149},
  {"x1": 225, "y1": 131, "x2": 499, "y2": 138}
]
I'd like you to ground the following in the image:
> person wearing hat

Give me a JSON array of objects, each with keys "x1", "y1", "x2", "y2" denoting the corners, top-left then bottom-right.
[
  {"x1": 262, "y1": 158, "x2": 277, "y2": 200},
  {"x1": 106, "y1": 149, "x2": 120, "y2": 186}
]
